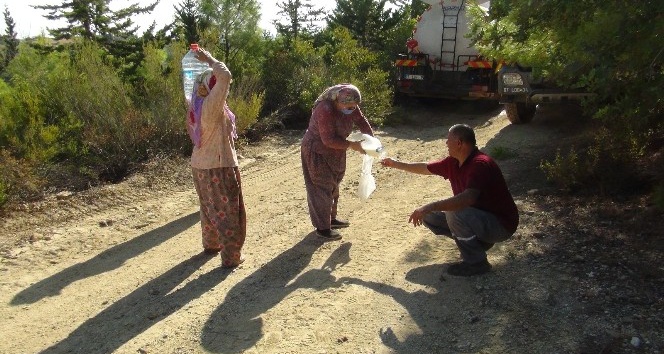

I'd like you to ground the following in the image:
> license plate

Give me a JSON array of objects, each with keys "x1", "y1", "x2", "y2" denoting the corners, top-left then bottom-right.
[
  {"x1": 503, "y1": 87, "x2": 529, "y2": 93},
  {"x1": 405, "y1": 74, "x2": 424, "y2": 80}
]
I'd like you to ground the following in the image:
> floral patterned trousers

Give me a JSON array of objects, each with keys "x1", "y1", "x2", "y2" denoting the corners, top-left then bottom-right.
[{"x1": 192, "y1": 167, "x2": 246, "y2": 267}]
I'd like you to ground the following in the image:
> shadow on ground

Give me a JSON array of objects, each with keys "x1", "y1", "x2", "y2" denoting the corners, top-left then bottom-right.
[
  {"x1": 11, "y1": 212, "x2": 199, "y2": 305},
  {"x1": 200, "y1": 235, "x2": 351, "y2": 353}
]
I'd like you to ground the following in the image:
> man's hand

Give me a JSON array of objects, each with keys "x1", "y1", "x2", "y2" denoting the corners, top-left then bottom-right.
[
  {"x1": 408, "y1": 206, "x2": 427, "y2": 227},
  {"x1": 380, "y1": 157, "x2": 396, "y2": 168}
]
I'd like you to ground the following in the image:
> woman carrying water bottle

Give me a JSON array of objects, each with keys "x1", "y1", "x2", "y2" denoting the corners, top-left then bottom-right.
[
  {"x1": 301, "y1": 84, "x2": 375, "y2": 240},
  {"x1": 187, "y1": 47, "x2": 246, "y2": 268}
]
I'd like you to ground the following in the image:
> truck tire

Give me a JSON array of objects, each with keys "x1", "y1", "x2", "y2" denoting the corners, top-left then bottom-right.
[{"x1": 505, "y1": 102, "x2": 537, "y2": 124}]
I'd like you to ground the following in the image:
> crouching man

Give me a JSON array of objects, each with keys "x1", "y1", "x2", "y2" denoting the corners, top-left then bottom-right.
[{"x1": 380, "y1": 124, "x2": 519, "y2": 277}]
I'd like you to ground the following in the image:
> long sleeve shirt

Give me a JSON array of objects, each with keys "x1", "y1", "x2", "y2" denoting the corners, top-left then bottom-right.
[
  {"x1": 301, "y1": 100, "x2": 373, "y2": 172},
  {"x1": 190, "y1": 60, "x2": 237, "y2": 169}
]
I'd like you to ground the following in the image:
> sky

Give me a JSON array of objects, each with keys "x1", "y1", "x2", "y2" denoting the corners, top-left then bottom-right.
[{"x1": 0, "y1": 0, "x2": 339, "y2": 38}]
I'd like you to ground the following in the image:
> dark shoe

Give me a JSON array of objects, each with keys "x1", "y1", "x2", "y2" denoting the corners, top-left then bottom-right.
[
  {"x1": 447, "y1": 259, "x2": 492, "y2": 277},
  {"x1": 203, "y1": 248, "x2": 221, "y2": 255},
  {"x1": 316, "y1": 228, "x2": 342, "y2": 241},
  {"x1": 479, "y1": 240, "x2": 494, "y2": 251},
  {"x1": 331, "y1": 219, "x2": 350, "y2": 229}
]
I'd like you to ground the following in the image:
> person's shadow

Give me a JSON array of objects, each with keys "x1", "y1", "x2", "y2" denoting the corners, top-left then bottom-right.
[
  {"x1": 11, "y1": 212, "x2": 199, "y2": 305},
  {"x1": 40, "y1": 252, "x2": 228, "y2": 354},
  {"x1": 338, "y1": 264, "x2": 452, "y2": 352},
  {"x1": 200, "y1": 235, "x2": 352, "y2": 353}
]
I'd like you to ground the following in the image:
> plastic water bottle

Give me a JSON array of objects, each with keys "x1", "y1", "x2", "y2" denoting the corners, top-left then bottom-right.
[
  {"x1": 181, "y1": 43, "x2": 209, "y2": 104},
  {"x1": 346, "y1": 132, "x2": 386, "y2": 159},
  {"x1": 359, "y1": 134, "x2": 386, "y2": 159}
]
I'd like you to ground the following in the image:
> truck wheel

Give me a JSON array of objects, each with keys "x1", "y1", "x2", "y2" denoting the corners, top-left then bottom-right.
[{"x1": 505, "y1": 102, "x2": 537, "y2": 124}]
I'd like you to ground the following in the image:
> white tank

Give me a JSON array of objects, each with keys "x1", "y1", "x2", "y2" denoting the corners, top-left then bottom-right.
[{"x1": 412, "y1": 0, "x2": 490, "y2": 70}]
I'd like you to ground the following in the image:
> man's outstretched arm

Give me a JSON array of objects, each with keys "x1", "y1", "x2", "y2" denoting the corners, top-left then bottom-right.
[{"x1": 380, "y1": 157, "x2": 432, "y2": 175}]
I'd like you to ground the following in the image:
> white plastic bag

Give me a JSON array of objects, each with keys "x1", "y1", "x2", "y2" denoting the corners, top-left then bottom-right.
[
  {"x1": 347, "y1": 132, "x2": 385, "y2": 158},
  {"x1": 358, "y1": 155, "x2": 376, "y2": 200}
]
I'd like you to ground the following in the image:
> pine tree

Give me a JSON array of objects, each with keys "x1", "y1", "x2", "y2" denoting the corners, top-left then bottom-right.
[
  {"x1": 32, "y1": 0, "x2": 159, "y2": 80},
  {"x1": 273, "y1": 0, "x2": 324, "y2": 46},
  {"x1": 199, "y1": 0, "x2": 261, "y2": 62},
  {"x1": 173, "y1": 0, "x2": 211, "y2": 44},
  {"x1": 2, "y1": 6, "x2": 19, "y2": 70},
  {"x1": 327, "y1": 0, "x2": 403, "y2": 51}
]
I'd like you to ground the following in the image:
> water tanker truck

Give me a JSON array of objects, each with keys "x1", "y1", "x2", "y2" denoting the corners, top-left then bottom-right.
[{"x1": 394, "y1": 0, "x2": 593, "y2": 124}]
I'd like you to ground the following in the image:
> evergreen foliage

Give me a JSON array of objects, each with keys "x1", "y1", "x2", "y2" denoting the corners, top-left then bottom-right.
[
  {"x1": 328, "y1": 0, "x2": 404, "y2": 51},
  {"x1": 1, "y1": 0, "x2": 660, "y2": 206},
  {"x1": 2, "y1": 6, "x2": 19, "y2": 71},
  {"x1": 196, "y1": 0, "x2": 264, "y2": 81},
  {"x1": 467, "y1": 0, "x2": 664, "y2": 193},
  {"x1": 31, "y1": 0, "x2": 160, "y2": 81},
  {"x1": 273, "y1": 0, "x2": 324, "y2": 47},
  {"x1": 173, "y1": 0, "x2": 210, "y2": 44}
]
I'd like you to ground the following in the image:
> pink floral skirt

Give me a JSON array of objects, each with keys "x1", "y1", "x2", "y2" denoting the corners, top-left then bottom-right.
[{"x1": 192, "y1": 167, "x2": 246, "y2": 267}]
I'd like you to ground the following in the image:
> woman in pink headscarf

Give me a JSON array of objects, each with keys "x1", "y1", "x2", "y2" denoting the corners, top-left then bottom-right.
[
  {"x1": 301, "y1": 84, "x2": 375, "y2": 240},
  {"x1": 187, "y1": 47, "x2": 245, "y2": 268}
]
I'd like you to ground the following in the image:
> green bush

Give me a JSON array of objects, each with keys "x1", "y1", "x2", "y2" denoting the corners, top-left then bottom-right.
[
  {"x1": 489, "y1": 146, "x2": 517, "y2": 160},
  {"x1": 540, "y1": 147, "x2": 584, "y2": 191},
  {"x1": 260, "y1": 28, "x2": 393, "y2": 129},
  {"x1": 323, "y1": 27, "x2": 393, "y2": 127},
  {"x1": 227, "y1": 76, "x2": 264, "y2": 135},
  {"x1": 0, "y1": 150, "x2": 45, "y2": 205},
  {"x1": 137, "y1": 41, "x2": 190, "y2": 154},
  {"x1": 1, "y1": 43, "x2": 73, "y2": 162}
]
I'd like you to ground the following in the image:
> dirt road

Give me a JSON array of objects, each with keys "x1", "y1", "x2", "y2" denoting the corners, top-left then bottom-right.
[{"x1": 1, "y1": 101, "x2": 661, "y2": 353}]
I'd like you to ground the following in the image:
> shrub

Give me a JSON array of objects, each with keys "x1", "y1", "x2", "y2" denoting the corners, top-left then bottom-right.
[
  {"x1": 227, "y1": 76, "x2": 264, "y2": 135},
  {"x1": 323, "y1": 27, "x2": 393, "y2": 127},
  {"x1": 137, "y1": 41, "x2": 190, "y2": 154},
  {"x1": 489, "y1": 146, "x2": 517, "y2": 160},
  {"x1": 0, "y1": 150, "x2": 44, "y2": 206},
  {"x1": 1, "y1": 43, "x2": 76, "y2": 163},
  {"x1": 540, "y1": 147, "x2": 583, "y2": 191}
]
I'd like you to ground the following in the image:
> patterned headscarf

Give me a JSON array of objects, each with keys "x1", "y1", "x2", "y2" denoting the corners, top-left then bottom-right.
[
  {"x1": 187, "y1": 68, "x2": 237, "y2": 148},
  {"x1": 313, "y1": 84, "x2": 362, "y2": 109}
]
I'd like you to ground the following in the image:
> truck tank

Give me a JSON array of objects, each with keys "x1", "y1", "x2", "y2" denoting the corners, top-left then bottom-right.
[
  {"x1": 395, "y1": 0, "x2": 496, "y2": 100},
  {"x1": 413, "y1": 0, "x2": 490, "y2": 71},
  {"x1": 395, "y1": 0, "x2": 593, "y2": 124}
]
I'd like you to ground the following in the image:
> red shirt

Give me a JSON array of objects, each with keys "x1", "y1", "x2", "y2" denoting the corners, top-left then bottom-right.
[{"x1": 427, "y1": 149, "x2": 519, "y2": 233}]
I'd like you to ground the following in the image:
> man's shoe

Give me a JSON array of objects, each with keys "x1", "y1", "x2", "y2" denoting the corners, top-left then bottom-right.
[
  {"x1": 331, "y1": 219, "x2": 350, "y2": 229},
  {"x1": 316, "y1": 228, "x2": 342, "y2": 240},
  {"x1": 447, "y1": 259, "x2": 492, "y2": 277},
  {"x1": 479, "y1": 240, "x2": 494, "y2": 251}
]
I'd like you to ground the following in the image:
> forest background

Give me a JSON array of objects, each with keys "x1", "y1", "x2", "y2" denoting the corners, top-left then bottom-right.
[{"x1": 0, "y1": 0, "x2": 662, "y2": 211}]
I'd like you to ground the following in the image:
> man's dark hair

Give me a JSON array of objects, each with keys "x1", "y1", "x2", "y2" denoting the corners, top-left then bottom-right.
[{"x1": 449, "y1": 124, "x2": 476, "y2": 146}]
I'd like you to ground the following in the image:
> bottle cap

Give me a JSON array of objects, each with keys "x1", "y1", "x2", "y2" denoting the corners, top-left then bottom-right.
[{"x1": 190, "y1": 43, "x2": 199, "y2": 50}]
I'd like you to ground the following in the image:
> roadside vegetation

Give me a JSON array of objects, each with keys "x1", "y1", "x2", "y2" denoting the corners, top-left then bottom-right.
[{"x1": 0, "y1": 0, "x2": 662, "y2": 211}]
